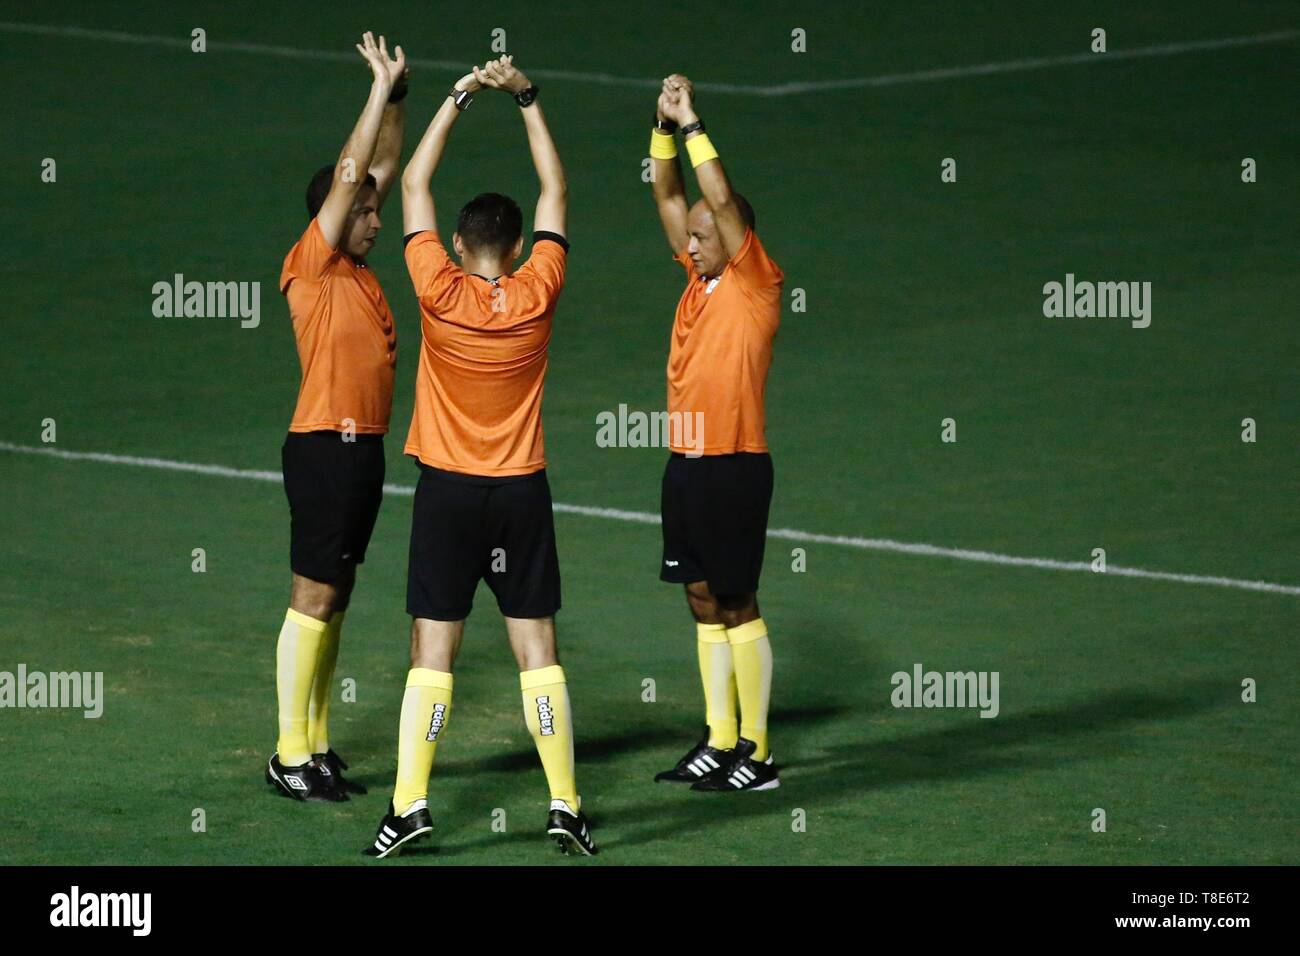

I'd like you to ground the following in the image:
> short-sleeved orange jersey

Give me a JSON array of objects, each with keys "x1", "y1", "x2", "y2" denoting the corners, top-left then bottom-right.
[
  {"x1": 668, "y1": 228, "x2": 783, "y2": 455},
  {"x1": 279, "y1": 218, "x2": 397, "y2": 434},
  {"x1": 403, "y1": 231, "x2": 567, "y2": 477}
]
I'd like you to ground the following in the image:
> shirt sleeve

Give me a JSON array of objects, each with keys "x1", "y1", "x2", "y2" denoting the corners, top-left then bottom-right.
[
  {"x1": 279, "y1": 218, "x2": 340, "y2": 293},
  {"x1": 514, "y1": 234, "x2": 568, "y2": 306},
  {"x1": 404, "y1": 231, "x2": 463, "y2": 311},
  {"x1": 727, "y1": 228, "x2": 784, "y2": 295}
]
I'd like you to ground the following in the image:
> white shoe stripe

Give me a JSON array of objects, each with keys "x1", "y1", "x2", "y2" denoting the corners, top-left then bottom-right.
[
  {"x1": 702, "y1": 754, "x2": 719, "y2": 769},
  {"x1": 382, "y1": 826, "x2": 397, "y2": 838}
]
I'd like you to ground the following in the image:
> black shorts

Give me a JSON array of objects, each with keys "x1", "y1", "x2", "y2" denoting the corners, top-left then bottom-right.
[
  {"x1": 406, "y1": 464, "x2": 561, "y2": 621},
  {"x1": 660, "y1": 452, "x2": 774, "y2": 596},
  {"x1": 282, "y1": 431, "x2": 386, "y2": 584}
]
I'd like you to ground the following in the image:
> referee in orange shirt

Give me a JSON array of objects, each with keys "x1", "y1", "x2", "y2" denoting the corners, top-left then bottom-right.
[
  {"x1": 266, "y1": 34, "x2": 406, "y2": 802},
  {"x1": 648, "y1": 74, "x2": 785, "y2": 792},
  {"x1": 363, "y1": 56, "x2": 595, "y2": 858}
]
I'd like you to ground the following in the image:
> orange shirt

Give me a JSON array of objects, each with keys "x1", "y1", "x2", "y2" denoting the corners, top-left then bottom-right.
[
  {"x1": 403, "y1": 231, "x2": 567, "y2": 477},
  {"x1": 668, "y1": 228, "x2": 783, "y2": 454},
  {"x1": 280, "y1": 218, "x2": 397, "y2": 434}
]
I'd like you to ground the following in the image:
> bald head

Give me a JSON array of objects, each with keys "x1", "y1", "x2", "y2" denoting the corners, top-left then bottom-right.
[
  {"x1": 689, "y1": 194, "x2": 755, "y2": 230},
  {"x1": 685, "y1": 194, "x2": 756, "y2": 278}
]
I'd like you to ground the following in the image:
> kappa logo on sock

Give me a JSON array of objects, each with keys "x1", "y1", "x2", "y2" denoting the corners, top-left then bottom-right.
[
  {"x1": 425, "y1": 702, "x2": 447, "y2": 742},
  {"x1": 536, "y1": 695, "x2": 555, "y2": 736}
]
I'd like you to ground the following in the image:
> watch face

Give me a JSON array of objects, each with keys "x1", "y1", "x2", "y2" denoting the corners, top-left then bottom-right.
[{"x1": 516, "y1": 87, "x2": 537, "y2": 106}]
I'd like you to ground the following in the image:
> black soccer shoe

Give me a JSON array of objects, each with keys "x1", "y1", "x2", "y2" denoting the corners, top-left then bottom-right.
[
  {"x1": 654, "y1": 730, "x2": 735, "y2": 783},
  {"x1": 690, "y1": 737, "x2": 780, "y2": 792},
  {"x1": 363, "y1": 801, "x2": 433, "y2": 858},
  {"x1": 314, "y1": 749, "x2": 368, "y2": 795},
  {"x1": 546, "y1": 800, "x2": 598, "y2": 856},
  {"x1": 265, "y1": 753, "x2": 348, "y2": 802}
]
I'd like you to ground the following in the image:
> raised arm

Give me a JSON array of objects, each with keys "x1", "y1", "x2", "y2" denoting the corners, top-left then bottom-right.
[
  {"x1": 662, "y1": 74, "x2": 748, "y2": 259},
  {"x1": 650, "y1": 80, "x2": 689, "y2": 254},
  {"x1": 370, "y1": 47, "x2": 409, "y2": 211},
  {"x1": 400, "y1": 70, "x2": 481, "y2": 236},
  {"x1": 477, "y1": 56, "x2": 567, "y2": 238},
  {"x1": 317, "y1": 32, "x2": 393, "y2": 248}
]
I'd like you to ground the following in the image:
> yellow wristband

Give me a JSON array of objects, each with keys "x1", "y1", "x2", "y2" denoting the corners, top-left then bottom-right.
[
  {"x1": 650, "y1": 129, "x2": 678, "y2": 160},
  {"x1": 685, "y1": 132, "x2": 719, "y2": 168}
]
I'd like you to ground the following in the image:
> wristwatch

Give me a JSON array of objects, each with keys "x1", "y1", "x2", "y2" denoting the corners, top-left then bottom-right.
[
  {"x1": 654, "y1": 116, "x2": 678, "y2": 134},
  {"x1": 513, "y1": 85, "x2": 540, "y2": 107},
  {"x1": 679, "y1": 119, "x2": 705, "y2": 136},
  {"x1": 448, "y1": 86, "x2": 474, "y2": 111}
]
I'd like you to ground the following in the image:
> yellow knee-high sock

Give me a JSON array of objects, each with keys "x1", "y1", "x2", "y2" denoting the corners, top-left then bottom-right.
[
  {"x1": 521, "y1": 665, "x2": 579, "y2": 811},
  {"x1": 392, "y1": 668, "x2": 454, "y2": 815},
  {"x1": 276, "y1": 609, "x2": 328, "y2": 766},
  {"x1": 697, "y1": 622, "x2": 738, "y2": 749},
  {"x1": 308, "y1": 611, "x2": 344, "y2": 755},
  {"x1": 727, "y1": 618, "x2": 773, "y2": 760}
]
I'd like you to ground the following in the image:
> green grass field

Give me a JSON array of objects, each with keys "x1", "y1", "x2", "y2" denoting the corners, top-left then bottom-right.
[{"x1": 1, "y1": 1, "x2": 1297, "y2": 865}]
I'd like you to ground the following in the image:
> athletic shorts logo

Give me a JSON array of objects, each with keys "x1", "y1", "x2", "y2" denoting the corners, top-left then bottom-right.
[
  {"x1": 665, "y1": 559, "x2": 679, "y2": 567},
  {"x1": 536, "y1": 695, "x2": 555, "y2": 736},
  {"x1": 426, "y1": 702, "x2": 447, "y2": 742}
]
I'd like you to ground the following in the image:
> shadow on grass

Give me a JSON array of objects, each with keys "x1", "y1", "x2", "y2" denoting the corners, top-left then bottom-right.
[
  {"x1": 423, "y1": 705, "x2": 851, "y2": 857},
  {"x1": 602, "y1": 678, "x2": 1229, "y2": 852}
]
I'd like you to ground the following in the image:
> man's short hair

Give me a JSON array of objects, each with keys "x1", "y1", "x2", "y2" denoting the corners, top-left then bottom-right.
[
  {"x1": 456, "y1": 193, "x2": 523, "y2": 255},
  {"x1": 305, "y1": 165, "x2": 378, "y2": 220}
]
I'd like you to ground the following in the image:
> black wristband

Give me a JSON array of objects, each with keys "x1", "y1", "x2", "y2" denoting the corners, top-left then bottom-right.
[
  {"x1": 654, "y1": 116, "x2": 678, "y2": 134},
  {"x1": 388, "y1": 82, "x2": 409, "y2": 104},
  {"x1": 679, "y1": 119, "x2": 705, "y2": 136},
  {"x1": 448, "y1": 87, "x2": 474, "y2": 111},
  {"x1": 513, "y1": 85, "x2": 540, "y2": 108}
]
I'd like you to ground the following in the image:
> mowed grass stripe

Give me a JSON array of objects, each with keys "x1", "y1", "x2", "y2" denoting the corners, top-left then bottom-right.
[
  {"x1": 4, "y1": 441, "x2": 1297, "y2": 596},
  {"x1": 1, "y1": 20, "x2": 1297, "y2": 95}
]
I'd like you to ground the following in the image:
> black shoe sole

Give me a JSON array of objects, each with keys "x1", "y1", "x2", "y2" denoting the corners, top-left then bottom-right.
[
  {"x1": 364, "y1": 826, "x2": 432, "y2": 859},
  {"x1": 691, "y1": 776, "x2": 781, "y2": 792},
  {"x1": 548, "y1": 827, "x2": 596, "y2": 857}
]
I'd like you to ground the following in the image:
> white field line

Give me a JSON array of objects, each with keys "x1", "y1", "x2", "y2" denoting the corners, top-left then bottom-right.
[
  {"x1": 1, "y1": 22, "x2": 1296, "y2": 95},
  {"x1": 3, "y1": 441, "x2": 1297, "y2": 597}
]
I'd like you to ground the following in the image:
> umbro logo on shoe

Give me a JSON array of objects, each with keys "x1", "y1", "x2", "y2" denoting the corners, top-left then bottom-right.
[{"x1": 286, "y1": 774, "x2": 309, "y2": 791}]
